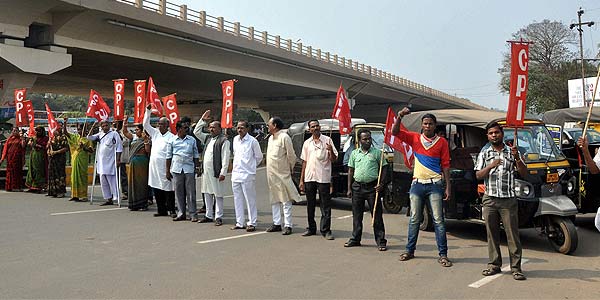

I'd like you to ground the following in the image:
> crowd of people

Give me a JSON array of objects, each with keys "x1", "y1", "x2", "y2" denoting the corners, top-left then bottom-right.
[{"x1": 7, "y1": 106, "x2": 600, "y2": 281}]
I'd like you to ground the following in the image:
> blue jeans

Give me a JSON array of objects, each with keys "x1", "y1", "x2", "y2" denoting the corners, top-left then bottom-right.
[{"x1": 406, "y1": 181, "x2": 448, "y2": 256}]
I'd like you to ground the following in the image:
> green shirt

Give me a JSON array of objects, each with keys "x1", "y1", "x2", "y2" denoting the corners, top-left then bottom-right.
[{"x1": 348, "y1": 147, "x2": 387, "y2": 183}]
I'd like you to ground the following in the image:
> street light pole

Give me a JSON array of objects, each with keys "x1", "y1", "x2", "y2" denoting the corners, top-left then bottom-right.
[{"x1": 570, "y1": 8, "x2": 595, "y2": 107}]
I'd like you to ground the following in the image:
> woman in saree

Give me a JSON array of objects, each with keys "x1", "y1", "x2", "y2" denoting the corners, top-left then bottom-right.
[
  {"x1": 25, "y1": 126, "x2": 48, "y2": 193},
  {"x1": 47, "y1": 122, "x2": 69, "y2": 198},
  {"x1": 122, "y1": 119, "x2": 150, "y2": 211},
  {"x1": 0, "y1": 127, "x2": 26, "y2": 191},
  {"x1": 64, "y1": 119, "x2": 95, "y2": 202}
]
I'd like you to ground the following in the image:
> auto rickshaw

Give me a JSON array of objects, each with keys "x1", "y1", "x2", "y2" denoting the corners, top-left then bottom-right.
[
  {"x1": 398, "y1": 109, "x2": 579, "y2": 254},
  {"x1": 542, "y1": 107, "x2": 600, "y2": 216},
  {"x1": 287, "y1": 119, "x2": 408, "y2": 213}
]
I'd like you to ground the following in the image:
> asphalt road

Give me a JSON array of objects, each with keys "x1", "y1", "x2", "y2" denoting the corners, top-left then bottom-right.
[{"x1": 1, "y1": 167, "x2": 599, "y2": 299}]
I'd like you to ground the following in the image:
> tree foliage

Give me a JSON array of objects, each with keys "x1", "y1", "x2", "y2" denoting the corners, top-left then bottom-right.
[{"x1": 498, "y1": 20, "x2": 597, "y2": 113}]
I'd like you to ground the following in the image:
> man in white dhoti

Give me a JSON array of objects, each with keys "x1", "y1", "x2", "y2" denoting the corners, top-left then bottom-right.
[
  {"x1": 231, "y1": 120, "x2": 263, "y2": 232},
  {"x1": 266, "y1": 116, "x2": 301, "y2": 235},
  {"x1": 193, "y1": 110, "x2": 231, "y2": 226},
  {"x1": 88, "y1": 121, "x2": 123, "y2": 206},
  {"x1": 143, "y1": 104, "x2": 176, "y2": 217}
]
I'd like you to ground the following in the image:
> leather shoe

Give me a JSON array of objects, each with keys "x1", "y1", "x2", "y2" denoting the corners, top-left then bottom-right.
[
  {"x1": 173, "y1": 216, "x2": 186, "y2": 221},
  {"x1": 282, "y1": 227, "x2": 292, "y2": 235},
  {"x1": 230, "y1": 225, "x2": 246, "y2": 230},
  {"x1": 100, "y1": 200, "x2": 114, "y2": 206},
  {"x1": 215, "y1": 218, "x2": 223, "y2": 226},
  {"x1": 153, "y1": 213, "x2": 168, "y2": 217},
  {"x1": 190, "y1": 218, "x2": 198, "y2": 222},
  {"x1": 301, "y1": 229, "x2": 316, "y2": 237},
  {"x1": 344, "y1": 240, "x2": 361, "y2": 247},
  {"x1": 246, "y1": 225, "x2": 256, "y2": 232},
  {"x1": 198, "y1": 217, "x2": 213, "y2": 223},
  {"x1": 324, "y1": 232, "x2": 335, "y2": 240},
  {"x1": 266, "y1": 224, "x2": 282, "y2": 232}
]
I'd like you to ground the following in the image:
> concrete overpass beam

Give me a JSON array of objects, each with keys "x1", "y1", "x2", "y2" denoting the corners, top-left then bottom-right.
[
  {"x1": 0, "y1": 41, "x2": 71, "y2": 75},
  {"x1": 0, "y1": 72, "x2": 37, "y2": 109}
]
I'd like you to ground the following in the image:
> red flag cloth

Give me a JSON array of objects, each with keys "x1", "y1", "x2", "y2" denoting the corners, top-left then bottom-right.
[
  {"x1": 113, "y1": 79, "x2": 126, "y2": 121},
  {"x1": 147, "y1": 76, "x2": 163, "y2": 116},
  {"x1": 162, "y1": 93, "x2": 180, "y2": 134},
  {"x1": 45, "y1": 103, "x2": 58, "y2": 139},
  {"x1": 331, "y1": 84, "x2": 352, "y2": 134},
  {"x1": 383, "y1": 107, "x2": 414, "y2": 169},
  {"x1": 221, "y1": 80, "x2": 235, "y2": 129},
  {"x1": 86, "y1": 89, "x2": 111, "y2": 121},
  {"x1": 14, "y1": 89, "x2": 27, "y2": 126},
  {"x1": 506, "y1": 42, "x2": 529, "y2": 127},
  {"x1": 23, "y1": 100, "x2": 35, "y2": 137},
  {"x1": 134, "y1": 80, "x2": 146, "y2": 123}
]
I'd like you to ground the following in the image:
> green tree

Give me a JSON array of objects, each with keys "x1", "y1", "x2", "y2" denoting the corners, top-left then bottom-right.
[{"x1": 498, "y1": 20, "x2": 597, "y2": 113}]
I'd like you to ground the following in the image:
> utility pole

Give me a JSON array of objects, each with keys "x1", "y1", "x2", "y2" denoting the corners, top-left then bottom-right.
[{"x1": 570, "y1": 8, "x2": 595, "y2": 107}]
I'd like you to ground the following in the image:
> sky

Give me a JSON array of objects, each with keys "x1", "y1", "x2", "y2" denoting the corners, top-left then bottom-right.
[{"x1": 170, "y1": 0, "x2": 600, "y2": 110}]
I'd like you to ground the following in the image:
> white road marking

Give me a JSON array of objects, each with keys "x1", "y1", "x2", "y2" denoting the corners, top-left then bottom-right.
[
  {"x1": 468, "y1": 258, "x2": 529, "y2": 288},
  {"x1": 50, "y1": 207, "x2": 127, "y2": 216},
  {"x1": 336, "y1": 212, "x2": 366, "y2": 220},
  {"x1": 197, "y1": 231, "x2": 268, "y2": 244}
]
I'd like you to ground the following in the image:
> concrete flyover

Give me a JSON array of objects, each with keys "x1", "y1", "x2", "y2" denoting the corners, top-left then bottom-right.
[{"x1": 0, "y1": 0, "x2": 487, "y2": 123}]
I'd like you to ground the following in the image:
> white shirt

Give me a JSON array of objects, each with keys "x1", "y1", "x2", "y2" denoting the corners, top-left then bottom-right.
[
  {"x1": 143, "y1": 108, "x2": 175, "y2": 191},
  {"x1": 593, "y1": 150, "x2": 600, "y2": 169},
  {"x1": 88, "y1": 130, "x2": 123, "y2": 175},
  {"x1": 301, "y1": 134, "x2": 337, "y2": 183},
  {"x1": 232, "y1": 133, "x2": 263, "y2": 182}
]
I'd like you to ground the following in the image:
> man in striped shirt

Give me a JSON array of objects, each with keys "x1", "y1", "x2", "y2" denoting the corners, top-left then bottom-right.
[{"x1": 475, "y1": 121, "x2": 528, "y2": 280}]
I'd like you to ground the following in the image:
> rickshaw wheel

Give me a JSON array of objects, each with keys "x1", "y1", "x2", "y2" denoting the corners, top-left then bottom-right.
[
  {"x1": 547, "y1": 216, "x2": 578, "y2": 255},
  {"x1": 419, "y1": 205, "x2": 434, "y2": 232},
  {"x1": 383, "y1": 184, "x2": 402, "y2": 214}
]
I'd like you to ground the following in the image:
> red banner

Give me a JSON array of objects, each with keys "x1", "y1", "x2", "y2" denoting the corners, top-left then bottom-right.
[
  {"x1": 384, "y1": 108, "x2": 414, "y2": 169},
  {"x1": 14, "y1": 89, "x2": 27, "y2": 126},
  {"x1": 162, "y1": 93, "x2": 180, "y2": 134},
  {"x1": 331, "y1": 84, "x2": 352, "y2": 134},
  {"x1": 45, "y1": 103, "x2": 58, "y2": 139},
  {"x1": 506, "y1": 42, "x2": 529, "y2": 127},
  {"x1": 221, "y1": 80, "x2": 235, "y2": 129},
  {"x1": 147, "y1": 76, "x2": 163, "y2": 116},
  {"x1": 113, "y1": 79, "x2": 126, "y2": 121},
  {"x1": 86, "y1": 89, "x2": 111, "y2": 121},
  {"x1": 23, "y1": 100, "x2": 35, "y2": 137},
  {"x1": 134, "y1": 80, "x2": 146, "y2": 123}
]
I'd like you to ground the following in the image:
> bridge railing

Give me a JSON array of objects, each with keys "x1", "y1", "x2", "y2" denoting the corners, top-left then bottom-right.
[{"x1": 114, "y1": 0, "x2": 476, "y2": 107}]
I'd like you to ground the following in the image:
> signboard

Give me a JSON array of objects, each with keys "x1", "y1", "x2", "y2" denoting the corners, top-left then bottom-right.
[
  {"x1": 568, "y1": 77, "x2": 600, "y2": 108},
  {"x1": 545, "y1": 124, "x2": 562, "y2": 147}
]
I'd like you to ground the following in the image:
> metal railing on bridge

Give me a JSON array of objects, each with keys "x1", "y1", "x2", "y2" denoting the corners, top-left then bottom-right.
[{"x1": 115, "y1": 0, "x2": 477, "y2": 108}]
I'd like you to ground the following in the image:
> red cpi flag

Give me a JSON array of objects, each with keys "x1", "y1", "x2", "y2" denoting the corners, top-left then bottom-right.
[
  {"x1": 23, "y1": 100, "x2": 35, "y2": 137},
  {"x1": 113, "y1": 79, "x2": 126, "y2": 121},
  {"x1": 45, "y1": 103, "x2": 58, "y2": 139},
  {"x1": 86, "y1": 89, "x2": 111, "y2": 121},
  {"x1": 14, "y1": 89, "x2": 28, "y2": 127},
  {"x1": 383, "y1": 107, "x2": 414, "y2": 169},
  {"x1": 162, "y1": 93, "x2": 180, "y2": 134},
  {"x1": 331, "y1": 84, "x2": 352, "y2": 134},
  {"x1": 134, "y1": 80, "x2": 146, "y2": 123},
  {"x1": 147, "y1": 77, "x2": 163, "y2": 116},
  {"x1": 506, "y1": 42, "x2": 530, "y2": 127},
  {"x1": 221, "y1": 80, "x2": 235, "y2": 129}
]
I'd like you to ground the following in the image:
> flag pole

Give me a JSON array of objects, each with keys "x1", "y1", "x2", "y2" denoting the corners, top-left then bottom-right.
[{"x1": 371, "y1": 142, "x2": 386, "y2": 226}]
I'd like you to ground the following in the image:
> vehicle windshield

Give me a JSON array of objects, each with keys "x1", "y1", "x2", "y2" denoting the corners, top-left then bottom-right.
[
  {"x1": 370, "y1": 131, "x2": 392, "y2": 152},
  {"x1": 503, "y1": 125, "x2": 565, "y2": 162},
  {"x1": 567, "y1": 128, "x2": 600, "y2": 144}
]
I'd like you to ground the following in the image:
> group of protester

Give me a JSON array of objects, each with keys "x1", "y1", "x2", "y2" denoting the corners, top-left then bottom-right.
[{"x1": 8, "y1": 105, "x2": 600, "y2": 282}]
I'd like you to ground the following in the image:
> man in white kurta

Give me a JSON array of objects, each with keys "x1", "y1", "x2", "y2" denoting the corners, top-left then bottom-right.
[
  {"x1": 143, "y1": 105, "x2": 176, "y2": 217},
  {"x1": 193, "y1": 110, "x2": 231, "y2": 226},
  {"x1": 231, "y1": 121, "x2": 263, "y2": 232},
  {"x1": 266, "y1": 117, "x2": 301, "y2": 235},
  {"x1": 88, "y1": 121, "x2": 123, "y2": 206}
]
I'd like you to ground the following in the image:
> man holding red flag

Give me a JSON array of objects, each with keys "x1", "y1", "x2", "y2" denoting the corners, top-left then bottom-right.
[
  {"x1": 392, "y1": 107, "x2": 452, "y2": 267},
  {"x1": 87, "y1": 120, "x2": 123, "y2": 206}
]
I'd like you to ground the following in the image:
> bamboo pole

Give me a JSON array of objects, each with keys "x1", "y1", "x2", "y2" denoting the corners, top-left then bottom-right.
[{"x1": 371, "y1": 142, "x2": 386, "y2": 226}]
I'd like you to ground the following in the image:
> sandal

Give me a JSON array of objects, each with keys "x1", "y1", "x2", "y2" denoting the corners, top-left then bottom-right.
[
  {"x1": 378, "y1": 245, "x2": 388, "y2": 251},
  {"x1": 438, "y1": 256, "x2": 453, "y2": 267},
  {"x1": 512, "y1": 272, "x2": 526, "y2": 281},
  {"x1": 398, "y1": 252, "x2": 415, "y2": 261},
  {"x1": 482, "y1": 267, "x2": 501, "y2": 276}
]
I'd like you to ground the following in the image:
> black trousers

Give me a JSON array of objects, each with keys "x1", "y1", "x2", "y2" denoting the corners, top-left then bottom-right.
[
  {"x1": 350, "y1": 181, "x2": 386, "y2": 246},
  {"x1": 305, "y1": 181, "x2": 332, "y2": 235},
  {"x1": 153, "y1": 188, "x2": 175, "y2": 215}
]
